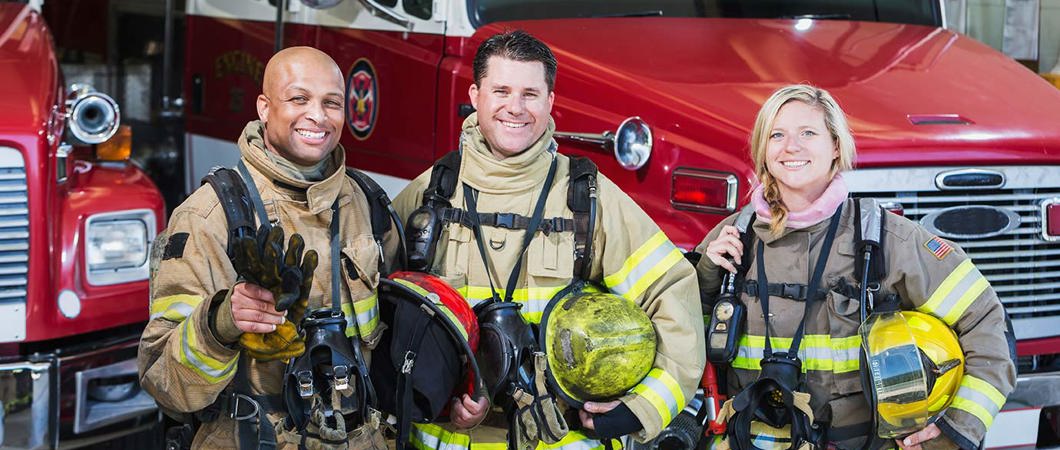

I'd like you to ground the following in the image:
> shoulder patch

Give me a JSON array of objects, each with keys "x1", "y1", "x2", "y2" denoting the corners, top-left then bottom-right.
[
  {"x1": 163, "y1": 233, "x2": 190, "y2": 260},
  {"x1": 924, "y1": 236, "x2": 953, "y2": 260}
]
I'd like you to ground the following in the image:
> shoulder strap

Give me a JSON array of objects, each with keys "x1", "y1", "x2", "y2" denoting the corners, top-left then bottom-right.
[
  {"x1": 853, "y1": 197, "x2": 886, "y2": 286},
  {"x1": 346, "y1": 167, "x2": 406, "y2": 273},
  {"x1": 732, "y1": 204, "x2": 757, "y2": 281},
  {"x1": 201, "y1": 167, "x2": 256, "y2": 258},
  {"x1": 423, "y1": 150, "x2": 462, "y2": 206},
  {"x1": 567, "y1": 156, "x2": 598, "y2": 281}
]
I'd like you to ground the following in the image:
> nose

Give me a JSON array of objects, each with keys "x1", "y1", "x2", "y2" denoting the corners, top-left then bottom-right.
[
  {"x1": 504, "y1": 96, "x2": 526, "y2": 116},
  {"x1": 305, "y1": 100, "x2": 327, "y2": 123},
  {"x1": 785, "y1": 135, "x2": 803, "y2": 152}
]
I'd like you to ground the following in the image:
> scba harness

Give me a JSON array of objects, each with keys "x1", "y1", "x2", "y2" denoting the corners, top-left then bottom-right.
[
  {"x1": 186, "y1": 163, "x2": 403, "y2": 450},
  {"x1": 404, "y1": 150, "x2": 599, "y2": 448}
]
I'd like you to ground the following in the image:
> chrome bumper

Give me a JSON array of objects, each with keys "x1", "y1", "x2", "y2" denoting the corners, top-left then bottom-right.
[
  {"x1": 985, "y1": 371, "x2": 1060, "y2": 449},
  {"x1": 0, "y1": 360, "x2": 54, "y2": 450}
]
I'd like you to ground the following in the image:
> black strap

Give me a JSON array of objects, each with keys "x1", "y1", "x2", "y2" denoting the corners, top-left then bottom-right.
[
  {"x1": 438, "y1": 208, "x2": 575, "y2": 234},
  {"x1": 236, "y1": 161, "x2": 271, "y2": 226},
  {"x1": 462, "y1": 156, "x2": 558, "y2": 304},
  {"x1": 567, "y1": 157, "x2": 598, "y2": 281},
  {"x1": 743, "y1": 280, "x2": 825, "y2": 302},
  {"x1": 423, "y1": 150, "x2": 462, "y2": 205},
  {"x1": 232, "y1": 354, "x2": 278, "y2": 450},
  {"x1": 756, "y1": 204, "x2": 843, "y2": 358},
  {"x1": 395, "y1": 312, "x2": 433, "y2": 450},
  {"x1": 202, "y1": 168, "x2": 256, "y2": 258},
  {"x1": 346, "y1": 167, "x2": 406, "y2": 273}
]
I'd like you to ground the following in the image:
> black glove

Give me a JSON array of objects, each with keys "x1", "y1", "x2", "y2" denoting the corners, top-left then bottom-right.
[
  {"x1": 231, "y1": 223, "x2": 319, "y2": 312},
  {"x1": 592, "y1": 403, "x2": 642, "y2": 440}
]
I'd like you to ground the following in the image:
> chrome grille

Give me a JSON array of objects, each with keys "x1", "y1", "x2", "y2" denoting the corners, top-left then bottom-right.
[
  {"x1": 0, "y1": 147, "x2": 27, "y2": 342},
  {"x1": 848, "y1": 166, "x2": 1060, "y2": 341}
]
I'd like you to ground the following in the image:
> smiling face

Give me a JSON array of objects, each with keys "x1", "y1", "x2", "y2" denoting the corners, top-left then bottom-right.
[
  {"x1": 257, "y1": 47, "x2": 345, "y2": 166},
  {"x1": 765, "y1": 100, "x2": 839, "y2": 208},
  {"x1": 469, "y1": 56, "x2": 555, "y2": 160}
]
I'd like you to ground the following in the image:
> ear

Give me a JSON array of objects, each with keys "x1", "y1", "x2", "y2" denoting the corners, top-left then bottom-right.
[
  {"x1": 256, "y1": 94, "x2": 270, "y2": 123},
  {"x1": 547, "y1": 90, "x2": 555, "y2": 112},
  {"x1": 468, "y1": 83, "x2": 480, "y2": 111}
]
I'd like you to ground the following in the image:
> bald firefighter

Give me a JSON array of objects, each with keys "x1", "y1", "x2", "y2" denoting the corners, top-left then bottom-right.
[
  {"x1": 138, "y1": 47, "x2": 399, "y2": 449},
  {"x1": 391, "y1": 30, "x2": 705, "y2": 449}
]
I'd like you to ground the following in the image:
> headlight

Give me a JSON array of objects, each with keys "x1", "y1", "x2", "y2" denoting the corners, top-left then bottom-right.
[{"x1": 85, "y1": 209, "x2": 156, "y2": 286}]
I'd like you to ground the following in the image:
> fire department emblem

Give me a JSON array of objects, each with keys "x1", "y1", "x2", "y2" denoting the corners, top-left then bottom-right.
[{"x1": 346, "y1": 58, "x2": 378, "y2": 141}]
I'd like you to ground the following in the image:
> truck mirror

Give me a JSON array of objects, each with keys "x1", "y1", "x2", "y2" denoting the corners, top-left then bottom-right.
[
  {"x1": 613, "y1": 116, "x2": 652, "y2": 170},
  {"x1": 65, "y1": 84, "x2": 121, "y2": 146}
]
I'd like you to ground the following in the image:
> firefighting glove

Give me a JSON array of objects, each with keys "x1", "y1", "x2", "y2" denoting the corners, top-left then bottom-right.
[
  {"x1": 511, "y1": 352, "x2": 569, "y2": 449},
  {"x1": 232, "y1": 224, "x2": 319, "y2": 361}
]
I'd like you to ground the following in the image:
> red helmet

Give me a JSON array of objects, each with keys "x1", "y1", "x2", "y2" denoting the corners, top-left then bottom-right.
[{"x1": 371, "y1": 272, "x2": 485, "y2": 437}]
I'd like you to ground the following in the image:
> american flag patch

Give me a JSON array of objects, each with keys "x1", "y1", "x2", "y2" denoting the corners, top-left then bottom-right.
[{"x1": 924, "y1": 236, "x2": 953, "y2": 260}]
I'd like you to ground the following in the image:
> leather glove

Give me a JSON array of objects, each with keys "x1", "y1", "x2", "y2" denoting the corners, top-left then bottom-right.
[
  {"x1": 512, "y1": 352, "x2": 569, "y2": 449},
  {"x1": 233, "y1": 224, "x2": 319, "y2": 361}
]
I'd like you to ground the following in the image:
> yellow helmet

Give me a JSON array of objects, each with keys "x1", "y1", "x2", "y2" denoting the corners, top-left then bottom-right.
[
  {"x1": 540, "y1": 285, "x2": 657, "y2": 406},
  {"x1": 860, "y1": 311, "x2": 964, "y2": 438}
]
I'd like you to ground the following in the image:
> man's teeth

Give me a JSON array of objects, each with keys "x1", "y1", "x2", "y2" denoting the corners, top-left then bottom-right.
[
  {"x1": 297, "y1": 129, "x2": 326, "y2": 139},
  {"x1": 782, "y1": 161, "x2": 809, "y2": 168},
  {"x1": 501, "y1": 121, "x2": 528, "y2": 129}
]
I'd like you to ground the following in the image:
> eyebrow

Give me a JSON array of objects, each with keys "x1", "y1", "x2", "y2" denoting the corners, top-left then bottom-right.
[{"x1": 285, "y1": 85, "x2": 344, "y2": 98}]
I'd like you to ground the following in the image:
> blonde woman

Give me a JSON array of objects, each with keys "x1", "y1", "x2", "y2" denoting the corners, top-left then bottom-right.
[{"x1": 694, "y1": 85, "x2": 1015, "y2": 450}]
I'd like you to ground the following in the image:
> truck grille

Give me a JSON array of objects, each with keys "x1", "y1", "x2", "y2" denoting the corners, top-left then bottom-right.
[
  {"x1": 0, "y1": 147, "x2": 27, "y2": 342},
  {"x1": 848, "y1": 166, "x2": 1060, "y2": 341}
]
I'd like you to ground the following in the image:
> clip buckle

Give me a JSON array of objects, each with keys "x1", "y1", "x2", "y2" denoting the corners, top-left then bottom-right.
[
  {"x1": 401, "y1": 351, "x2": 417, "y2": 374},
  {"x1": 333, "y1": 365, "x2": 350, "y2": 390},
  {"x1": 494, "y1": 213, "x2": 515, "y2": 229},
  {"x1": 297, "y1": 371, "x2": 315, "y2": 398}
]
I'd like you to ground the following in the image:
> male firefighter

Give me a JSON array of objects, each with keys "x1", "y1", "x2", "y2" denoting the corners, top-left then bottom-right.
[
  {"x1": 138, "y1": 47, "x2": 399, "y2": 449},
  {"x1": 392, "y1": 30, "x2": 705, "y2": 448}
]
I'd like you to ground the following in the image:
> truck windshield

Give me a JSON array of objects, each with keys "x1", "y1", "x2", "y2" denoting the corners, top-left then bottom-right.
[{"x1": 471, "y1": 0, "x2": 940, "y2": 28}]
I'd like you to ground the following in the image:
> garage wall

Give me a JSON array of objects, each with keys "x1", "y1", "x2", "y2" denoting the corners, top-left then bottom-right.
[{"x1": 959, "y1": 0, "x2": 1060, "y2": 73}]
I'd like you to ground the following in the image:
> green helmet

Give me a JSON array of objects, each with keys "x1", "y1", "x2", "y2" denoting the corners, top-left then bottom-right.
[{"x1": 540, "y1": 285, "x2": 657, "y2": 406}]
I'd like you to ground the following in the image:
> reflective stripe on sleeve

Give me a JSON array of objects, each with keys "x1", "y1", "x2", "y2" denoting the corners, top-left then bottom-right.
[
  {"x1": 949, "y1": 375, "x2": 1007, "y2": 428},
  {"x1": 459, "y1": 285, "x2": 571, "y2": 324},
  {"x1": 604, "y1": 231, "x2": 684, "y2": 301},
  {"x1": 177, "y1": 319, "x2": 238, "y2": 383},
  {"x1": 631, "y1": 368, "x2": 686, "y2": 426},
  {"x1": 410, "y1": 423, "x2": 472, "y2": 450},
  {"x1": 732, "y1": 335, "x2": 861, "y2": 373},
  {"x1": 918, "y1": 259, "x2": 990, "y2": 326},
  {"x1": 538, "y1": 430, "x2": 621, "y2": 449},
  {"x1": 149, "y1": 294, "x2": 204, "y2": 321},
  {"x1": 341, "y1": 294, "x2": 379, "y2": 339}
]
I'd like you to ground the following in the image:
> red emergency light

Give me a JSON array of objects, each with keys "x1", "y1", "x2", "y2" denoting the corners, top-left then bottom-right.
[
  {"x1": 1044, "y1": 198, "x2": 1060, "y2": 241},
  {"x1": 671, "y1": 169, "x2": 737, "y2": 213}
]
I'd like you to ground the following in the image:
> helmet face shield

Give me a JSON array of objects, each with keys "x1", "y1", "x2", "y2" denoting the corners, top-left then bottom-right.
[{"x1": 860, "y1": 312, "x2": 930, "y2": 438}]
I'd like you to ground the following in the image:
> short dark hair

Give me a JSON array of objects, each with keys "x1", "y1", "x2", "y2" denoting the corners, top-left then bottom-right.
[{"x1": 473, "y1": 30, "x2": 558, "y2": 91}]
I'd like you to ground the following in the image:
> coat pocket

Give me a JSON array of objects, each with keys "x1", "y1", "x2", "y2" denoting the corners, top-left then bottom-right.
[
  {"x1": 527, "y1": 231, "x2": 574, "y2": 280},
  {"x1": 341, "y1": 236, "x2": 383, "y2": 348},
  {"x1": 826, "y1": 284, "x2": 865, "y2": 396}
]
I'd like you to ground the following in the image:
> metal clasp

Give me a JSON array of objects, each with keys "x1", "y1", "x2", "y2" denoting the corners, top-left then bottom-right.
[
  {"x1": 401, "y1": 351, "x2": 417, "y2": 374},
  {"x1": 229, "y1": 393, "x2": 261, "y2": 422},
  {"x1": 333, "y1": 365, "x2": 350, "y2": 391},
  {"x1": 297, "y1": 371, "x2": 314, "y2": 398}
]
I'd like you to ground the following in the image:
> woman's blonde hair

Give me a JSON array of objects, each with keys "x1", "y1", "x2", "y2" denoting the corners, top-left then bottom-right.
[{"x1": 749, "y1": 84, "x2": 856, "y2": 235}]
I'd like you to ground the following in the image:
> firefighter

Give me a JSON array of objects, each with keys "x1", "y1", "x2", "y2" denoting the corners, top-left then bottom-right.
[
  {"x1": 695, "y1": 84, "x2": 1016, "y2": 449},
  {"x1": 391, "y1": 30, "x2": 705, "y2": 448},
  {"x1": 138, "y1": 47, "x2": 400, "y2": 449}
]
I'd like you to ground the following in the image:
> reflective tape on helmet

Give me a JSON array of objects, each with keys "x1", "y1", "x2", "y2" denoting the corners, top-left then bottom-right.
[
  {"x1": 918, "y1": 259, "x2": 989, "y2": 326},
  {"x1": 177, "y1": 319, "x2": 238, "y2": 383},
  {"x1": 949, "y1": 375, "x2": 1006, "y2": 428},
  {"x1": 732, "y1": 335, "x2": 861, "y2": 373},
  {"x1": 631, "y1": 368, "x2": 686, "y2": 426},
  {"x1": 392, "y1": 279, "x2": 469, "y2": 340},
  {"x1": 538, "y1": 430, "x2": 621, "y2": 449},
  {"x1": 341, "y1": 294, "x2": 379, "y2": 339},
  {"x1": 149, "y1": 294, "x2": 203, "y2": 321},
  {"x1": 604, "y1": 231, "x2": 684, "y2": 301}
]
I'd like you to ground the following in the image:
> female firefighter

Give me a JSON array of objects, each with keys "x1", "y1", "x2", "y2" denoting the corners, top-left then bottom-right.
[{"x1": 694, "y1": 84, "x2": 1015, "y2": 450}]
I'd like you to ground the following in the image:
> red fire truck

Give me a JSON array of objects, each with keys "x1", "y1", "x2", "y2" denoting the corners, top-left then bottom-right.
[
  {"x1": 182, "y1": 0, "x2": 1060, "y2": 447},
  {"x1": 0, "y1": 2, "x2": 166, "y2": 448}
]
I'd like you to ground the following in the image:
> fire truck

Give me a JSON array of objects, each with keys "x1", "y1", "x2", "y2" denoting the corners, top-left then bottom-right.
[
  {"x1": 182, "y1": 0, "x2": 1060, "y2": 447},
  {"x1": 0, "y1": 2, "x2": 166, "y2": 448}
]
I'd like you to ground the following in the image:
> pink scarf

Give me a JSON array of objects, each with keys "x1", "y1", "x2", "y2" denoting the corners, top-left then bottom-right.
[{"x1": 751, "y1": 175, "x2": 848, "y2": 230}]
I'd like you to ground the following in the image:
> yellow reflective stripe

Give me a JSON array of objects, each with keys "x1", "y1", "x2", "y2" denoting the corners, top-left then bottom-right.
[
  {"x1": 918, "y1": 259, "x2": 989, "y2": 326},
  {"x1": 341, "y1": 295, "x2": 380, "y2": 339},
  {"x1": 177, "y1": 320, "x2": 237, "y2": 383},
  {"x1": 604, "y1": 231, "x2": 683, "y2": 301},
  {"x1": 732, "y1": 335, "x2": 861, "y2": 373},
  {"x1": 459, "y1": 285, "x2": 570, "y2": 324},
  {"x1": 631, "y1": 368, "x2": 685, "y2": 426},
  {"x1": 950, "y1": 375, "x2": 1006, "y2": 428},
  {"x1": 149, "y1": 294, "x2": 203, "y2": 321},
  {"x1": 410, "y1": 423, "x2": 470, "y2": 450},
  {"x1": 470, "y1": 444, "x2": 507, "y2": 450},
  {"x1": 537, "y1": 430, "x2": 621, "y2": 449}
]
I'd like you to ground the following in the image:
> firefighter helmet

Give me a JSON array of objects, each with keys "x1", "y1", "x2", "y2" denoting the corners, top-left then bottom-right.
[
  {"x1": 371, "y1": 272, "x2": 485, "y2": 428},
  {"x1": 539, "y1": 284, "x2": 657, "y2": 406},
  {"x1": 860, "y1": 310, "x2": 964, "y2": 438}
]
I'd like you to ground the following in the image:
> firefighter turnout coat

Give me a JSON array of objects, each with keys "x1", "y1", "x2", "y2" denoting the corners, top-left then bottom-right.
[
  {"x1": 694, "y1": 198, "x2": 1016, "y2": 450},
  {"x1": 138, "y1": 121, "x2": 399, "y2": 449},
  {"x1": 392, "y1": 114, "x2": 706, "y2": 448}
]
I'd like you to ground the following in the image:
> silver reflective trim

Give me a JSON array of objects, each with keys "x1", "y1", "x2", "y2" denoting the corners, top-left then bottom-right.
[
  {"x1": 74, "y1": 359, "x2": 157, "y2": 434},
  {"x1": 934, "y1": 168, "x2": 1006, "y2": 190},
  {"x1": 1042, "y1": 197, "x2": 1059, "y2": 242}
]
